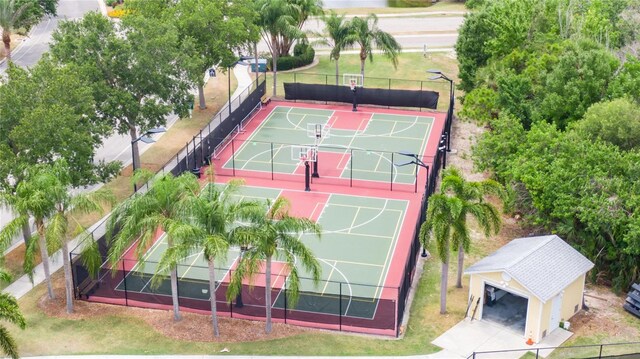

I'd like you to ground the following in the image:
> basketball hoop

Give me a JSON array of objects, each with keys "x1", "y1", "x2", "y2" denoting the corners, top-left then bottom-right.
[{"x1": 291, "y1": 145, "x2": 317, "y2": 192}]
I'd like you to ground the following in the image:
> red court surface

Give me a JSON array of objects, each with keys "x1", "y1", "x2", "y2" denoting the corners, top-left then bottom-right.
[{"x1": 88, "y1": 101, "x2": 446, "y2": 337}]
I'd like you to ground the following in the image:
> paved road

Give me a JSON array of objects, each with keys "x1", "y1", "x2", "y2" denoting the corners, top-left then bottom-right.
[
  {"x1": 258, "y1": 14, "x2": 462, "y2": 54},
  {"x1": 0, "y1": 0, "x2": 101, "y2": 72}
]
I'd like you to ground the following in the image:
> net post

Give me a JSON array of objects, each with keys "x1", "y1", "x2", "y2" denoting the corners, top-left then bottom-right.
[
  {"x1": 231, "y1": 139, "x2": 236, "y2": 176},
  {"x1": 390, "y1": 152, "x2": 394, "y2": 191},
  {"x1": 350, "y1": 149, "x2": 353, "y2": 187},
  {"x1": 122, "y1": 259, "x2": 129, "y2": 306},
  {"x1": 339, "y1": 282, "x2": 342, "y2": 332},
  {"x1": 271, "y1": 142, "x2": 274, "y2": 180}
]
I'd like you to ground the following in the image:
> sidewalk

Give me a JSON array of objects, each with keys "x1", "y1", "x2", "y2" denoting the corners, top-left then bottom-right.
[{"x1": 2, "y1": 63, "x2": 255, "y2": 301}]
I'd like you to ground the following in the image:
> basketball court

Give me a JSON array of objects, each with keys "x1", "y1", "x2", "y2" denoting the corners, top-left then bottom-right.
[
  {"x1": 116, "y1": 183, "x2": 417, "y2": 322},
  {"x1": 212, "y1": 102, "x2": 443, "y2": 193}
]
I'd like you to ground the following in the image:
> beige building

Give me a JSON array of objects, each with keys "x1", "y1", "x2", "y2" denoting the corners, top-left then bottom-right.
[{"x1": 464, "y1": 235, "x2": 594, "y2": 343}]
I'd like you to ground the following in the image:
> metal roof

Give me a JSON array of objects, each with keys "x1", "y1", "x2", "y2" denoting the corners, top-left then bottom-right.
[{"x1": 465, "y1": 235, "x2": 594, "y2": 303}]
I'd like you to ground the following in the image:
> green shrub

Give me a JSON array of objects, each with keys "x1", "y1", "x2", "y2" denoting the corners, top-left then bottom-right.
[{"x1": 267, "y1": 43, "x2": 315, "y2": 71}]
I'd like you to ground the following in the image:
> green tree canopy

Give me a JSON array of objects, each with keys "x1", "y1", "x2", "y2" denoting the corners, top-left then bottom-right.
[
  {"x1": 126, "y1": 0, "x2": 260, "y2": 110},
  {"x1": 572, "y1": 98, "x2": 640, "y2": 150},
  {"x1": 50, "y1": 12, "x2": 195, "y2": 168},
  {"x1": 0, "y1": 57, "x2": 118, "y2": 228}
]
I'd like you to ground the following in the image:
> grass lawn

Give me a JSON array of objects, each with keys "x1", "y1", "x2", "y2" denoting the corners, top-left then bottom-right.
[
  {"x1": 0, "y1": 70, "x2": 236, "y2": 290},
  {"x1": 11, "y1": 241, "x2": 471, "y2": 356},
  {"x1": 267, "y1": 51, "x2": 459, "y2": 112}
]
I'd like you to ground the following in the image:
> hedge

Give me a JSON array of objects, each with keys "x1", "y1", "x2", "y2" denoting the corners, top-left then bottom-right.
[{"x1": 268, "y1": 43, "x2": 315, "y2": 72}]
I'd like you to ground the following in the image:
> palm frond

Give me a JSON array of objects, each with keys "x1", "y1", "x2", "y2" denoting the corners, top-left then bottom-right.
[
  {"x1": 80, "y1": 239, "x2": 102, "y2": 279},
  {"x1": 23, "y1": 236, "x2": 39, "y2": 283},
  {"x1": 0, "y1": 216, "x2": 27, "y2": 252},
  {"x1": 0, "y1": 292, "x2": 26, "y2": 329},
  {"x1": 0, "y1": 326, "x2": 20, "y2": 359}
]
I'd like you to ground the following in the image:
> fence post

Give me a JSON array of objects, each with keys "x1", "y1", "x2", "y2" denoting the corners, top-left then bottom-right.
[
  {"x1": 122, "y1": 260, "x2": 128, "y2": 306},
  {"x1": 192, "y1": 136, "x2": 197, "y2": 168},
  {"x1": 71, "y1": 251, "x2": 77, "y2": 300},
  {"x1": 535, "y1": 349, "x2": 539, "y2": 358},
  {"x1": 284, "y1": 280, "x2": 287, "y2": 324},
  {"x1": 200, "y1": 130, "x2": 204, "y2": 166},
  {"x1": 185, "y1": 142, "x2": 190, "y2": 170},
  {"x1": 339, "y1": 282, "x2": 342, "y2": 331},
  {"x1": 599, "y1": 344, "x2": 603, "y2": 358}
]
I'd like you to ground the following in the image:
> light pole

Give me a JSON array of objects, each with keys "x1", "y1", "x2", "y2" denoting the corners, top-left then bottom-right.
[
  {"x1": 131, "y1": 127, "x2": 166, "y2": 192},
  {"x1": 397, "y1": 152, "x2": 430, "y2": 258},
  {"x1": 427, "y1": 69, "x2": 454, "y2": 152}
]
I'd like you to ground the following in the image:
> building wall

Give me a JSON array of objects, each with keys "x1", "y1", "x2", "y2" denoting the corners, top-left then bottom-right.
[{"x1": 560, "y1": 274, "x2": 586, "y2": 321}]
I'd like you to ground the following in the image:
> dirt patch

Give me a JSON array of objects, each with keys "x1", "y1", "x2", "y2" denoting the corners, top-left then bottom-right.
[
  {"x1": 569, "y1": 286, "x2": 640, "y2": 341},
  {"x1": 38, "y1": 276, "x2": 308, "y2": 343}
]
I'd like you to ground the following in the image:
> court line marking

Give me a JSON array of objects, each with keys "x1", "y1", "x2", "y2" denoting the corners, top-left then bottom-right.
[
  {"x1": 309, "y1": 194, "x2": 394, "y2": 313},
  {"x1": 371, "y1": 199, "x2": 408, "y2": 307},
  {"x1": 320, "y1": 260, "x2": 338, "y2": 295},
  {"x1": 318, "y1": 258, "x2": 353, "y2": 314},
  {"x1": 221, "y1": 105, "x2": 289, "y2": 170}
]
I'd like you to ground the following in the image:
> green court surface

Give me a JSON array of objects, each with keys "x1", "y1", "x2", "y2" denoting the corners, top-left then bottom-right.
[
  {"x1": 117, "y1": 185, "x2": 408, "y2": 319},
  {"x1": 221, "y1": 106, "x2": 434, "y2": 184}
]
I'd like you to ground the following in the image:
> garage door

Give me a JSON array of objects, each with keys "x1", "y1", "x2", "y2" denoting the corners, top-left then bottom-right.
[{"x1": 482, "y1": 284, "x2": 528, "y2": 334}]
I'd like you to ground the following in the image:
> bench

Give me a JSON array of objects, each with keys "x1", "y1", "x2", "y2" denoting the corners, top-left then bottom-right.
[
  {"x1": 78, "y1": 276, "x2": 101, "y2": 299},
  {"x1": 261, "y1": 94, "x2": 271, "y2": 106}
]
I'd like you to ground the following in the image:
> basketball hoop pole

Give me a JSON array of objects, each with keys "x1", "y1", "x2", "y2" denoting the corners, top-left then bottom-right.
[
  {"x1": 312, "y1": 158, "x2": 319, "y2": 178},
  {"x1": 351, "y1": 81, "x2": 358, "y2": 112},
  {"x1": 304, "y1": 160, "x2": 311, "y2": 191}
]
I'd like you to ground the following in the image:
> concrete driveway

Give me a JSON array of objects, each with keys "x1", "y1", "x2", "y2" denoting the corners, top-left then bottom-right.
[{"x1": 432, "y1": 319, "x2": 573, "y2": 359}]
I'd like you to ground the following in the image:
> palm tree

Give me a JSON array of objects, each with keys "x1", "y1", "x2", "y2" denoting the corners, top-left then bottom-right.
[
  {"x1": 420, "y1": 167, "x2": 503, "y2": 314},
  {"x1": 0, "y1": 0, "x2": 29, "y2": 62},
  {"x1": 0, "y1": 268, "x2": 26, "y2": 359},
  {"x1": 286, "y1": 0, "x2": 323, "y2": 55},
  {"x1": 441, "y1": 168, "x2": 503, "y2": 289},
  {"x1": 154, "y1": 178, "x2": 261, "y2": 337},
  {"x1": 0, "y1": 166, "x2": 59, "y2": 299},
  {"x1": 107, "y1": 171, "x2": 200, "y2": 321},
  {"x1": 227, "y1": 196, "x2": 321, "y2": 334},
  {"x1": 46, "y1": 163, "x2": 115, "y2": 313},
  {"x1": 255, "y1": 0, "x2": 304, "y2": 96},
  {"x1": 350, "y1": 14, "x2": 402, "y2": 81},
  {"x1": 316, "y1": 11, "x2": 356, "y2": 85}
]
